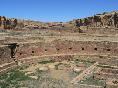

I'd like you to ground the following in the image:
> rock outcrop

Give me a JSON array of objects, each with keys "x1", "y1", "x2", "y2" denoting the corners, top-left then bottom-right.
[
  {"x1": 0, "y1": 16, "x2": 17, "y2": 29},
  {"x1": 73, "y1": 11, "x2": 118, "y2": 28},
  {"x1": 1, "y1": 11, "x2": 118, "y2": 30}
]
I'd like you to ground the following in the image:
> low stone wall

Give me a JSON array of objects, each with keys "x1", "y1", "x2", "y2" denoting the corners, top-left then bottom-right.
[
  {"x1": 0, "y1": 45, "x2": 12, "y2": 64},
  {"x1": 94, "y1": 67, "x2": 118, "y2": 80},
  {"x1": 1, "y1": 40, "x2": 118, "y2": 73},
  {"x1": 0, "y1": 62, "x2": 17, "y2": 74},
  {"x1": 83, "y1": 27, "x2": 118, "y2": 35},
  {"x1": 94, "y1": 72, "x2": 118, "y2": 80},
  {"x1": 101, "y1": 68, "x2": 118, "y2": 74},
  {"x1": 73, "y1": 84, "x2": 104, "y2": 88},
  {"x1": 106, "y1": 85, "x2": 118, "y2": 88},
  {"x1": 15, "y1": 40, "x2": 118, "y2": 63}
]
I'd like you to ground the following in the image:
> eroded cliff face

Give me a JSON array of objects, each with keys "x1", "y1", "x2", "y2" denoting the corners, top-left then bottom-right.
[
  {"x1": 16, "y1": 11, "x2": 118, "y2": 29},
  {"x1": 0, "y1": 11, "x2": 118, "y2": 30},
  {"x1": 0, "y1": 16, "x2": 17, "y2": 29},
  {"x1": 73, "y1": 11, "x2": 118, "y2": 28}
]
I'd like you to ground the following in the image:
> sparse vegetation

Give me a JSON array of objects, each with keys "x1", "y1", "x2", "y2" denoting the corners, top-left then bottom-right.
[
  {"x1": 75, "y1": 58, "x2": 95, "y2": 67},
  {"x1": 79, "y1": 76, "x2": 106, "y2": 86},
  {"x1": 38, "y1": 60, "x2": 55, "y2": 64},
  {"x1": 25, "y1": 68, "x2": 68, "y2": 88},
  {"x1": 55, "y1": 62, "x2": 63, "y2": 70},
  {"x1": 25, "y1": 77, "x2": 68, "y2": 88},
  {"x1": 0, "y1": 69, "x2": 31, "y2": 88},
  {"x1": 97, "y1": 65, "x2": 114, "y2": 69},
  {"x1": 0, "y1": 29, "x2": 7, "y2": 33},
  {"x1": 0, "y1": 11, "x2": 118, "y2": 88},
  {"x1": 18, "y1": 64, "x2": 29, "y2": 70}
]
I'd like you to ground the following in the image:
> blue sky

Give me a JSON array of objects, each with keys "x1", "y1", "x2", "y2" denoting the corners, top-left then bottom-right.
[{"x1": 0, "y1": 0, "x2": 118, "y2": 22}]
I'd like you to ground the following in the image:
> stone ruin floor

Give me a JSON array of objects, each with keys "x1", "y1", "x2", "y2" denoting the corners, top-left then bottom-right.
[
  {"x1": 1, "y1": 57, "x2": 118, "y2": 88},
  {"x1": 0, "y1": 29, "x2": 118, "y2": 88}
]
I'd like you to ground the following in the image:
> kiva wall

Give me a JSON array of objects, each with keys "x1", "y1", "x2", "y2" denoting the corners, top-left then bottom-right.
[
  {"x1": 0, "y1": 46, "x2": 12, "y2": 64},
  {"x1": 15, "y1": 40, "x2": 118, "y2": 59}
]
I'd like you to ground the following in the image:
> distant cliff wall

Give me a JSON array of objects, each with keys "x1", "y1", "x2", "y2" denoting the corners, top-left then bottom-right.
[
  {"x1": 0, "y1": 16, "x2": 17, "y2": 29},
  {"x1": 73, "y1": 12, "x2": 118, "y2": 28}
]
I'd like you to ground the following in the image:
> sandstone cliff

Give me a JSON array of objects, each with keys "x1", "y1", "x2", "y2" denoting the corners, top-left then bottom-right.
[
  {"x1": 72, "y1": 11, "x2": 118, "y2": 28},
  {"x1": 0, "y1": 11, "x2": 118, "y2": 30}
]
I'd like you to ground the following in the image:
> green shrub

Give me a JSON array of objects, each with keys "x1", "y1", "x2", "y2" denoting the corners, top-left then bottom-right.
[
  {"x1": 38, "y1": 60, "x2": 55, "y2": 64},
  {"x1": 79, "y1": 76, "x2": 106, "y2": 86},
  {"x1": 0, "y1": 69, "x2": 31, "y2": 88}
]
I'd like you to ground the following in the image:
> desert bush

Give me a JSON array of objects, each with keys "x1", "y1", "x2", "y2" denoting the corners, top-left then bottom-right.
[{"x1": 0, "y1": 69, "x2": 31, "y2": 88}]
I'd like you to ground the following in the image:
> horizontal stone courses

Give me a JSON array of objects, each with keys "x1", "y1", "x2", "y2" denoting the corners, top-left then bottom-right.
[
  {"x1": 96, "y1": 72, "x2": 118, "y2": 76},
  {"x1": 0, "y1": 62, "x2": 17, "y2": 74},
  {"x1": 0, "y1": 64, "x2": 17, "y2": 74},
  {"x1": 94, "y1": 66, "x2": 118, "y2": 80},
  {"x1": 75, "y1": 83, "x2": 104, "y2": 88},
  {"x1": 3, "y1": 35, "x2": 118, "y2": 43},
  {"x1": 18, "y1": 54, "x2": 118, "y2": 63},
  {"x1": 94, "y1": 66, "x2": 118, "y2": 74},
  {"x1": 0, "y1": 61, "x2": 15, "y2": 68},
  {"x1": 18, "y1": 54, "x2": 100, "y2": 60},
  {"x1": 94, "y1": 72, "x2": 118, "y2": 80},
  {"x1": 0, "y1": 45, "x2": 8, "y2": 47},
  {"x1": 14, "y1": 40, "x2": 118, "y2": 45},
  {"x1": 71, "y1": 62, "x2": 98, "y2": 84},
  {"x1": 0, "y1": 11, "x2": 118, "y2": 85}
]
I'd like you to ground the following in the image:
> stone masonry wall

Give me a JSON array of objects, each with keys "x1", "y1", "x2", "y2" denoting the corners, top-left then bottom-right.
[
  {"x1": 81, "y1": 27, "x2": 118, "y2": 35},
  {"x1": 0, "y1": 46, "x2": 12, "y2": 64},
  {"x1": 15, "y1": 40, "x2": 118, "y2": 59}
]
